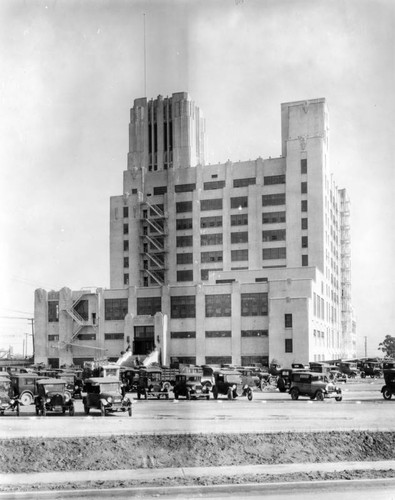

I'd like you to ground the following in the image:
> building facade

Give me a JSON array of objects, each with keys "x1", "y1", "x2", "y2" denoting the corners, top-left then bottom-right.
[{"x1": 34, "y1": 93, "x2": 356, "y2": 368}]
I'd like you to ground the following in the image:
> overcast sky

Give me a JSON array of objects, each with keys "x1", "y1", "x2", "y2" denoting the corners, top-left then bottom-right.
[{"x1": 0, "y1": 0, "x2": 394, "y2": 357}]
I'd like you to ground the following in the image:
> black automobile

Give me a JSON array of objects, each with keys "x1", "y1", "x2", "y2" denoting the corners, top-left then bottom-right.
[
  {"x1": 35, "y1": 378, "x2": 75, "y2": 416},
  {"x1": 289, "y1": 371, "x2": 343, "y2": 401},
  {"x1": 381, "y1": 363, "x2": 395, "y2": 400},
  {"x1": 173, "y1": 373, "x2": 210, "y2": 400},
  {"x1": 360, "y1": 362, "x2": 382, "y2": 379},
  {"x1": 83, "y1": 377, "x2": 132, "y2": 416},
  {"x1": 212, "y1": 370, "x2": 253, "y2": 400},
  {"x1": 277, "y1": 367, "x2": 307, "y2": 392},
  {"x1": 0, "y1": 374, "x2": 19, "y2": 416}
]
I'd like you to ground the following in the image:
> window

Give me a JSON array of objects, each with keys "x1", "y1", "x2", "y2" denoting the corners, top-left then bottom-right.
[
  {"x1": 124, "y1": 257, "x2": 129, "y2": 268},
  {"x1": 171, "y1": 356, "x2": 196, "y2": 365},
  {"x1": 123, "y1": 223, "x2": 129, "y2": 235},
  {"x1": 134, "y1": 325, "x2": 154, "y2": 338},
  {"x1": 231, "y1": 196, "x2": 248, "y2": 209},
  {"x1": 78, "y1": 334, "x2": 96, "y2": 341},
  {"x1": 176, "y1": 218, "x2": 193, "y2": 230},
  {"x1": 48, "y1": 335, "x2": 59, "y2": 341},
  {"x1": 262, "y1": 229, "x2": 286, "y2": 242},
  {"x1": 177, "y1": 270, "x2": 193, "y2": 282},
  {"x1": 302, "y1": 254, "x2": 309, "y2": 266},
  {"x1": 262, "y1": 247, "x2": 286, "y2": 260},
  {"x1": 171, "y1": 331, "x2": 196, "y2": 339},
  {"x1": 264, "y1": 175, "x2": 286, "y2": 185},
  {"x1": 201, "y1": 233, "x2": 223, "y2": 246},
  {"x1": 137, "y1": 296, "x2": 161, "y2": 316},
  {"x1": 201, "y1": 251, "x2": 223, "y2": 263},
  {"x1": 205, "y1": 331, "x2": 231, "y2": 338},
  {"x1": 233, "y1": 178, "x2": 256, "y2": 188},
  {"x1": 231, "y1": 249, "x2": 248, "y2": 261},
  {"x1": 176, "y1": 235, "x2": 193, "y2": 247},
  {"x1": 123, "y1": 206, "x2": 129, "y2": 218},
  {"x1": 301, "y1": 236, "x2": 308, "y2": 248},
  {"x1": 153, "y1": 186, "x2": 167, "y2": 195},
  {"x1": 241, "y1": 330, "x2": 268, "y2": 337},
  {"x1": 123, "y1": 240, "x2": 129, "y2": 251},
  {"x1": 205, "y1": 356, "x2": 232, "y2": 365},
  {"x1": 204, "y1": 180, "x2": 225, "y2": 190},
  {"x1": 177, "y1": 253, "x2": 193, "y2": 265},
  {"x1": 285, "y1": 314, "x2": 293, "y2": 328},
  {"x1": 176, "y1": 201, "x2": 192, "y2": 213},
  {"x1": 231, "y1": 213, "x2": 248, "y2": 226},
  {"x1": 105, "y1": 333, "x2": 124, "y2": 340},
  {"x1": 201, "y1": 216, "x2": 223, "y2": 228},
  {"x1": 175, "y1": 183, "x2": 196, "y2": 193},
  {"x1": 48, "y1": 301, "x2": 59, "y2": 322},
  {"x1": 301, "y1": 159, "x2": 307, "y2": 174},
  {"x1": 241, "y1": 293, "x2": 268, "y2": 316},
  {"x1": 231, "y1": 232, "x2": 248, "y2": 244},
  {"x1": 216, "y1": 279, "x2": 235, "y2": 283},
  {"x1": 171, "y1": 296, "x2": 196, "y2": 318},
  {"x1": 262, "y1": 194, "x2": 286, "y2": 206},
  {"x1": 105, "y1": 298, "x2": 128, "y2": 320},
  {"x1": 242, "y1": 355, "x2": 268, "y2": 366},
  {"x1": 124, "y1": 274, "x2": 129, "y2": 285},
  {"x1": 200, "y1": 199, "x2": 222, "y2": 211},
  {"x1": 205, "y1": 294, "x2": 231, "y2": 317},
  {"x1": 201, "y1": 268, "x2": 222, "y2": 280},
  {"x1": 301, "y1": 182, "x2": 308, "y2": 194},
  {"x1": 301, "y1": 218, "x2": 308, "y2": 229},
  {"x1": 255, "y1": 277, "x2": 268, "y2": 282},
  {"x1": 285, "y1": 339, "x2": 293, "y2": 353},
  {"x1": 301, "y1": 200, "x2": 308, "y2": 212},
  {"x1": 262, "y1": 211, "x2": 286, "y2": 224}
]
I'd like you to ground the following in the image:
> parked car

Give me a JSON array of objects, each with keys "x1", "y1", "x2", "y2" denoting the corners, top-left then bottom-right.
[
  {"x1": 338, "y1": 361, "x2": 359, "y2": 379},
  {"x1": 10, "y1": 373, "x2": 43, "y2": 406},
  {"x1": 329, "y1": 367, "x2": 347, "y2": 383},
  {"x1": 236, "y1": 366, "x2": 261, "y2": 389},
  {"x1": 277, "y1": 367, "x2": 307, "y2": 392},
  {"x1": 288, "y1": 371, "x2": 343, "y2": 401},
  {"x1": 0, "y1": 374, "x2": 19, "y2": 416},
  {"x1": 201, "y1": 365, "x2": 216, "y2": 390},
  {"x1": 381, "y1": 364, "x2": 395, "y2": 400},
  {"x1": 83, "y1": 377, "x2": 132, "y2": 416},
  {"x1": 212, "y1": 370, "x2": 253, "y2": 400},
  {"x1": 34, "y1": 378, "x2": 75, "y2": 416},
  {"x1": 360, "y1": 362, "x2": 382, "y2": 379},
  {"x1": 173, "y1": 373, "x2": 210, "y2": 400},
  {"x1": 136, "y1": 366, "x2": 172, "y2": 400}
]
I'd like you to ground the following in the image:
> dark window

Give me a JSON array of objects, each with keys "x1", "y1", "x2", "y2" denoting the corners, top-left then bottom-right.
[
  {"x1": 201, "y1": 233, "x2": 223, "y2": 246},
  {"x1": 231, "y1": 196, "x2": 248, "y2": 209},
  {"x1": 255, "y1": 277, "x2": 268, "y2": 282},
  {"x1": 177, "y1": 270, "x2": 193, "y2": 282},
  {"x1": 176, "y1": 218, "x2": 193, "y2": 230},
  {"x1": 123, "y1": 240, "x2": 129, "y2": 251},
  {"x1": 301, "y1": 182, "x2": 308, "y2": 194},
  {"x1": 301, "y1": 159, "x2": 307, "y2": 174},
  {"x1": 132, "y1": 189, "x2": 137, "y2": 194},
  {"x1": 74, "y1": 300, "x2": 89, "y2": 321},
  {"x1": 205, "y1": 294, "x2": 231, "y2": 317},
  {"x1": 302, "y1": 254, "x2": 309, "y2": 266},
  {"x1": 231, "y1": 249, "x2": 248, "y2": 261},
  {"x1": 78, "y1": 333, "x2": 96, "y2": 341},
  {"x1": 264, "y1": 175, "x2": 286, "y2": 185},
  {"x1": 216, "y1": 279, "x2": 235, "y2": 283},
  {"x1": 149, "y1": 204, "x2": 164, "y2": 216},
  {"x1": 177, "y1": 253, "x2": 193, "y2": 264},
  {"x1": 48, "y1": 334, "x2": 59, "y2": 341},
  {"x1": 171, "y1": 296, "x2": 196, "y2": 318},
  {"x1": 124, "y1": 257, "x2": 129, "y2": 268},
  {"x1": 205, "y1": 331, "x2": 231, "y2": 338},
  {"x1": 105, "y1": 299, "x2": 128, "y2": 320},
  {"x1": 241, "y1": 330, "x2": 268, "y2": 337},
  {"x1": 123, "y1": 206, "x2": 129, "y2": 218},
  {"x1": 134, "y1": 325, "x2": 154, "y2": 338},
  {"x1": 205, "y1": 356, "x2": 232, "y2": 365},
  {"x1": 123, "y1": 223, "x2": 129, "y2": 235},
  {"x1": 301, "y1": 200, "x2": 308, "y2": 212},
  {"x1": 262, "y1": 194, "x2": 286, "y2": 206},
  {"x1": 301, "y1": 218, "x2": 308, "y2": 229},
  {"x1": 285, "y1": 314, "x2": 293, "y2": 328},
  {"x1": 176, "y1": 235, "x2": 193, "y2": 247},
  {"x1": 170, "y1": 331, "x2": 196, "y2": 339},
  {"x1": 137, "y1": 297, "x2": 161, "y2": 316},
  {"x1": 285, "y1": 339, "x2": 293, "y2": 353},
  {"x1": 201, "y1": 199, "x2": 223, "y2": 211},
  {"x1": 301, "y1": 236, "x2": 308, "y2": 248},
  {"x1": 241, "y1": 355, "x2": 268, "y2": 366},
  {"x1": 231, "y1": 232, "x2": 248, "y2": 244},
  {"x1": 262, "y1": 229, "x2": 286, "y2": 242},
  {"x1": 262, "y1": 211, "x2": 286, "y2": 224},
  {"x1": 176, "y1": 201, "x2": 192, "y2": 213},
  {"x1": 124, "y1": 274, "x2": 129, "y2": 285},
  {"x1": 233, "y1": 178, "x2": 256, "y2": 188},
  {"x1": 204, "y1": 180, "x2": 225, "y2": 190},
  {"x1": 201, "y1": 216, "x2": 223, "y2": 228},
  {"x1": 105, "y1": 333, "x2": 124, "y2": 340},
  {"x1": 241, "y1": 293, "x2": 268, "y2": 316},
  {"x1": 175, "y1": 183, "x2": 196, "y2": 193},
  {"x1": 231, "y1": 213, "x2": 248, "y2": 226},
  {"x1": 153, "y1": 186, "x2": 167, "y2": 195},
  {"x1": 48, "y1": 301, "x2": 59, "y2": 322},
  {"x1": 201, "y1": 251, "x2": 223, "y2": 263},
  {"x1": 171, "y1": 356, "x2": 196, "y2": 365},
  {"x1": 262, "y1": 247, "x2": 286, "y2": 260}
]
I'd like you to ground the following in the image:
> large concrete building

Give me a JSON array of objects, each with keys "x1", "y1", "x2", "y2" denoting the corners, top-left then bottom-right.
[{"x1": 34, "y1": 93, "x2": 356, "y2": 368}]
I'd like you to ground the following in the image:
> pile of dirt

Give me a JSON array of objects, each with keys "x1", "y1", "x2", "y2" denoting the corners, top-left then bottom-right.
[{"x1": 1, "y1": 430, "x2": 394, "y2": 474}]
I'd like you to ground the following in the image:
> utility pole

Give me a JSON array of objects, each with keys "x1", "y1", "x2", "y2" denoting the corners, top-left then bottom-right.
[{"x1": 364, "y1": 336, "x2": 367, "y2": 358}]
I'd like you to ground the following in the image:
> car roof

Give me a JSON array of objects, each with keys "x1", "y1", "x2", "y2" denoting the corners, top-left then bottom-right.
[
  {"x1": 10, "y1": 372, "x2": 41, "y2": 378},
  {"x1": 216, "y1": 370, "x2": 242, "y2": 375},
  {"x1": 37, "y1": 378, "x2": 67, "y2": 384},
  {"x1": 85, "y1": 377, "x2": 120, "y2": 384}
]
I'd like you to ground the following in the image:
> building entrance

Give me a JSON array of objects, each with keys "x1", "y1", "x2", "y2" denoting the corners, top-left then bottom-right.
[{"x1": 133, "y1": 326, "x2": 155, "y2": 356}]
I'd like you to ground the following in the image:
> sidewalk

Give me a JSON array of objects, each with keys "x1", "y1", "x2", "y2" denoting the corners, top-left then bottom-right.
[{"x1": 1, "y1": 460, "x2": 394, "y2": 486}]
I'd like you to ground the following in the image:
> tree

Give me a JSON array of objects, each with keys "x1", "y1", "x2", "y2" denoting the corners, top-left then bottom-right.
[{"x1": 378, "y1": 335, "x2": 395, "y2": 358}]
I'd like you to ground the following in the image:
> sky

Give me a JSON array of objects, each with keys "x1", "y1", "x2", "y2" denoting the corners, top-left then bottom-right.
[{"x1": 0, "y1": 0, "x2": 394, "y2": 358}]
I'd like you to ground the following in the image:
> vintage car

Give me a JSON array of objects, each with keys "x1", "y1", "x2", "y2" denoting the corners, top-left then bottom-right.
[
  {"x1": 288, "y1": 371, "x2": 343, "y2": 401},
  {"x1": 235, "y1": 366, "x2": 261, "y2": 389},
  {"x1": 83, "y1": 377, "x2": 132, "y2": 416},
  {"x1": 0, "y1": 374, "x2": 19, "y2": 416},
  {"x1": 55, "y1": 370, "x2": 82, "y2": 399},
  {"x1": 381, "y1": 363, "x2": 395, "y2": 400},
  {"x1": 360, "y1": 361, "x2": 382, "y2": 379},
  {"x1": 338, "y1": 361, "x2": 359, "y2": 379},
  {"x1": 212, "y1": 370, "x2": 253, "y2": 400},
  {"x1": 277, "y1": 368, "x2": 305, "y2": 392},
  {"x1": 10, "y1": 372, "x2": 43, "y2": 406},
  {"x1": 201, "y1": 365, "x2": 216, "y2": 390},
  {"x1": 329, "y1": 367, "x2": 347, "y2": 383},
  {"x1": 173, "y1": 373, "x2": 210, "y2": 400},
  {"x1": 268, "y1": 363, "x2": 282, "y2": 376},
  {"x1": 136, "y1": 366, "x2": 173, "y2": 400},
  {"x1": 35, "y1": 378, "x2": 75, "y2": 416}
]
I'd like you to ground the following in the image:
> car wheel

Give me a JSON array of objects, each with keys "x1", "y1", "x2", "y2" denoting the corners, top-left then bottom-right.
[
  {"x1": 227, "y1": 388, "x2": 233, "y2": 400},
  {"x1": 100, "y1": 403, "x2": 106, "y2": 417},
  {"x1": 213, "y1": 386, "x2": 218, "y2": 400},
  {"x1": 247, "y1": 390, "x2": 253, "y2": 401},
  {"x1": 360, "y1": 372, "x2": 366, "y2": 379},
  {"x1": 383, "y1": 387, "x2": 392, "y2": 400},
  {"x1": 290, "y1": 388, "x2": 299, "y2": 400},
  {"x1": 42, "y1": 405, "x2": 46, "y2": 416},
  {"x1": 316, "y1": 390, "x2": 325, "y2": 401},
  {"x1": 20, "y1": 392, "x2": 33, "y2": 406},
  {"x1": 69, "y1": 405, "x2": 75, "y2": 416},
  {"x1": 277, "y1": 378, "x2": 285, "y2": 392},
  {"x1": 370, "y1": 375, "x2": 374, "y2": 379},
  {"x1": 335, "y1": 395, "x2": 342, "y2": 402},
  {"x1": 16, "y1": 402, "x2": 20, "y2": 417},
  {"x1": 128, "y1": 405, "x2": 132, "y2": 417}
]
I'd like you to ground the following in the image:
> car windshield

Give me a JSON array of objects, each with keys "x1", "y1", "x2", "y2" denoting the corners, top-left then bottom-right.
[
  {"x1": 100, "y1": 383, "x2": 120, "y2": 392},
  {"x1": 43, "y1": 384, "x2": 65, "y2": 393},
  {"x1": 225, "y1": 374, "x2": 241, "y2": 383}
]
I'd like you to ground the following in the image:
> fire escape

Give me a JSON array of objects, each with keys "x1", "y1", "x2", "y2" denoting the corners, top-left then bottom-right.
[{"x1": 62, "y1": 291, "x2": 99, "y2": 348}]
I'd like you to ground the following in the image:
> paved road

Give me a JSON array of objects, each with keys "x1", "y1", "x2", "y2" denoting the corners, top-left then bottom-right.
[{"x1": 1, "y1": 379, "x2": 392, "y2": 439}]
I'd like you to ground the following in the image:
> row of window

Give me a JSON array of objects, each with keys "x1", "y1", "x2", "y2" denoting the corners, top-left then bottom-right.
[
  {"x1": 170, "y1": 356, "x2": 269, "y2": 366},
  {"x1": 170, "y1": 330, "x2": 269, "y2": 338},
  {"x1": 48, "y1": 333, "x2": 124, "y2": 342}
]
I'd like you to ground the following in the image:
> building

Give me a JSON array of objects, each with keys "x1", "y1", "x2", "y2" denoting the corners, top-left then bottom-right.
[{"x1": 34, "y1": 93, "x2": 356, "y2": 368}]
